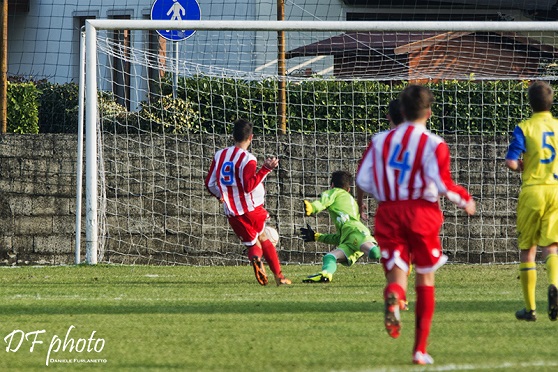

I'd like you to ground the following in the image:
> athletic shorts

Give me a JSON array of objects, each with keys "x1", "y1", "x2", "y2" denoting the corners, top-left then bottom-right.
[
  {"x1": 227, "y1": 205, "x2": 269, "y2": 246},
  {"x1": 517, "y1": 185, "x2": 558, "y2": 249},
  {"x1": 337, "y1": 220, "x2": 377, "y2": 266},
  {"x1": 374, "y1": 199, "x2": 447, "y2": 274}
]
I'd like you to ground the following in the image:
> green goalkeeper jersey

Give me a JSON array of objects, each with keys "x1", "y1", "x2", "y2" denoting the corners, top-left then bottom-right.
[
  {"x1": 308, "y1": 188, "x2": 360, "y2": 228},
  {"x1": 308, "y1": 188, "x2": 371, "y2": 245}
]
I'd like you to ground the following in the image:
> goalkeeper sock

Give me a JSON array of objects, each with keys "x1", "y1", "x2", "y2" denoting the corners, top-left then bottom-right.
[
  {"x1": 545, "y1": 253, "x2": 558, "y2": 287},
  {"x1": 414, "y1": 285, "x2": 435, "y2": 354},
  {"x1": 261, "y1": 239, "x2": 281, "y2": 276},
  {"x1": 519, "y1": 262, "x2": 537, "y2": 311},
  {"x1": 368, "y1": 244, "x2": 380, "y2": 260},
  {"x1": 322, "y1": 253, "x2": 338, "y2": 274}
]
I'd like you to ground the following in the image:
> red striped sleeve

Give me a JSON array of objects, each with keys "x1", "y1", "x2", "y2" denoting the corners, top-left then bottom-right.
[{"x1": 381, "y1": 130, "x2": 396, "y2": 201}]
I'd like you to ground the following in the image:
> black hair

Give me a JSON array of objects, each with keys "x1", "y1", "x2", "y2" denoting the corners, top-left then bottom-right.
[
  {"x1": 232, "y1": 118, "x2": 253, "y2": 142},
  {"x1": 529, "y1": 81, "x2": 554, "y2": 112},
  {"x1": 331, "y1": 170, "x2": 352, "y2": 189},
  {"x1": 399, "y1": 85, "x2": 434, "y2": 122},
  {"x1": 387, "y1": 99, "x2": 404, "y2": 126}
]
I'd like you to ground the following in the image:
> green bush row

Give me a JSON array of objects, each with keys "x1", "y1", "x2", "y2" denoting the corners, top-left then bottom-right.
[
  {"x1": 158, "y1": 76, "x2": 534, "y2": 135},
  {"x1": 5, "y1": 78, "x2": 79, "y2": 134},
  {"x1": 6, "y1": 82, "x2": 40, "y2": 134},
  {"x1": 4, "y1": 76, "x2": 542, "y2": 135}
]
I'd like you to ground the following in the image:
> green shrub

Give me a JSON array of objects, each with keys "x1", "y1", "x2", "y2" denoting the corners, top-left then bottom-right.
[
  {"x1": 97, "y1": 91, "x2": 132, "y2": 133},
  {"x1": 138, "y1": 94, "x2": 201, "y2": 134},
  {"x1": 170, "y1": 76, "x2": 532, "y2": 135},
  {"x1": 428, "y1": 80, "x2": 530, "y2": 135},
  {"x1": 7, "y1": 82, "x2": 40, "y2": 134},
  {"x1": 36, "y1": 81, "x2": 79, "y2": 133},
  {"x1": 14, "y1": 74, "x2": 540, "y2": 135}
]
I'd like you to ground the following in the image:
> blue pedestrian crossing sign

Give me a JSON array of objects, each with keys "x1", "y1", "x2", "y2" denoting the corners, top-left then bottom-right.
[{"x1": 151, "y1": 0, "x2": 201, "y2": 41}]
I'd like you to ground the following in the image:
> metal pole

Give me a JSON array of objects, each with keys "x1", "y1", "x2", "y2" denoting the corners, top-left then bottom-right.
[
  {"x1": 173, "y1": 41, "x2": 178, "y2": 99},
  {"x1": 75, "y1": 29, "x2": 86, "y2": 264},
  {"x1": 88, "y1": 19, "x2": 558, "y2": 33},
  {"x1": 0, "y1": 0, "x2": 8, "y2": 134},
  {"x1": 85, "y1": 21, "x2": 98, "y2": 265},
  {"x1": 277, "y1": 0, "x2": 286, "y2": 134}
]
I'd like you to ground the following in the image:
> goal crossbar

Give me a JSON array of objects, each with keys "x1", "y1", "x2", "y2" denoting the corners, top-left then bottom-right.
[{"x1": 87, "y1": 19, "x2": 558, "y2": 33}]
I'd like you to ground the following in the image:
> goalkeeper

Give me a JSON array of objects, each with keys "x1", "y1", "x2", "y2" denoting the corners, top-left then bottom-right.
[{"x1": 300, "y1": 170, "x2": 380, "y2": 283}]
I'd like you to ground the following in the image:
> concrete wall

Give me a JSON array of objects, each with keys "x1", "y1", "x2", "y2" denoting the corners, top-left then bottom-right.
[
  {"x1": 0, "y1": 134, "x2": 79, "y2": 265},
  {"x1": 0, "y1": 133, "x2": 521, "y2": 266}
]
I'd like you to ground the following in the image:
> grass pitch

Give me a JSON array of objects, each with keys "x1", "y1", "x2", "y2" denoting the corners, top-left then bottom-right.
[{"x1": 0, "y1": 263, "x2": 557, "y2": 371}]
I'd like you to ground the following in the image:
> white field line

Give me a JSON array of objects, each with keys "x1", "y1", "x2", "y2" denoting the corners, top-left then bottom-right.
[{"x1": 360, "y1": 360, "x2": 558, "y2": 372}]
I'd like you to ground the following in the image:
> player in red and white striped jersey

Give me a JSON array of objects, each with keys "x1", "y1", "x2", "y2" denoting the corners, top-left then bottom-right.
[
  {"x1": 206, "y1": 143, "x2": 269, "y2": 218},
  {"x1": 356, "y1": 85, "x2": 476, "y2": 365},
  {"x1": 205, "y1": 118, "x2": 291, "y2": 286}
]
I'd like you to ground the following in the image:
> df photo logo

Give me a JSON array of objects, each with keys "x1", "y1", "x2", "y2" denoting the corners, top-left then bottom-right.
[{"x1": 3, "y1": 325, "x2": 106, "y2": 366}]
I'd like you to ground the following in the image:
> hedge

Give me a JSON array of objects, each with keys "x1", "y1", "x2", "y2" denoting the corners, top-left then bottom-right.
[
  {"x1": 6, "y1": 81, "x2": 40, "y2": 134},
  {"x1": 4, "y1": 76, "x2": 544, "y2": 135},
  {"x1": 158, "y1": 76, "x2": 534, "y2": 135}
]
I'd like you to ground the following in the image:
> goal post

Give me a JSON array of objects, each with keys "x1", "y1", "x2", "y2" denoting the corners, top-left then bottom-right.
[
  {"x1": 84, "y1": 20, "x2": 98, "y2": 265},
  {"x1": 80, "y1": 19, "x2": 558, "y2": 265}
]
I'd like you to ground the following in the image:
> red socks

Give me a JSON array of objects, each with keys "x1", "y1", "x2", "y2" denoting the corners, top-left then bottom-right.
[
  {"x1": 260, "y1": 239, "x2": 281, "y2": 276},
  {"x1": 414, "y1": 285, "x2": 435, "y2": 354},
  {"x1": 247, "y1": 240, "x2": 282, "y2": 276},
  {"x1": 247, "y1": 245, "x2": 263, "y2": 261},
  {"x1": 384, "y1": 282, "x2": 406, "y2": 303}
]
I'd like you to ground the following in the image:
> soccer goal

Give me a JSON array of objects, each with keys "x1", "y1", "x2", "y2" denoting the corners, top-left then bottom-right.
[{"x1": 79, "y1": 19, "x2": 558, "y2": 265}]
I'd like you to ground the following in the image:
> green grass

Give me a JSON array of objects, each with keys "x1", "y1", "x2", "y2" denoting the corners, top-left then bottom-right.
[{"x1": 0, "y1": 264, "x2": 557, "y2": 371}]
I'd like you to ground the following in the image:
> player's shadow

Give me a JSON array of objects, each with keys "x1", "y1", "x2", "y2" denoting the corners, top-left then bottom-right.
[{"x1": 0, "y1": 299, "x2": 518, "y2": 316}]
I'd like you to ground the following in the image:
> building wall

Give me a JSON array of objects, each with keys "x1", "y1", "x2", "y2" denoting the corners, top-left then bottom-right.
[
  {"x1": 6, "y1": 1, "x2": 346, "y2": 86},
  {"x1": 7, "y1": 1, "x2": 542, "y2": 97}
]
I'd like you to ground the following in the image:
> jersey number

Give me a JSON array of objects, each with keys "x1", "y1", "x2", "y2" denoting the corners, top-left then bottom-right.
[
  {"x1": 220, "y1": 161, "x2": 234, "y2": 185},
  {"x1": 388, "y1": 144, "x2": 411, "y2": 184},
  {"x1": 541, "y1": 132, "x2": 556, "y2": 164}
]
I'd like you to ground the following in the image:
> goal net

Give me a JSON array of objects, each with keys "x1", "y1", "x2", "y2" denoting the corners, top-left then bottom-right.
[{"x1": 81, "y1": 19, "x2": 558, "y2": 265}]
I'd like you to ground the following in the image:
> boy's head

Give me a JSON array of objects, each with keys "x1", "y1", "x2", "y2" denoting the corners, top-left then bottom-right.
[
  {"x1": 387, "y1": 99, "x2": 404, "y2": 127},
  {"x1": 399, "y1": 85, "x2": 434, "y2": 122},
  {"x1": 528, "y1": 81, "x2": 554, "y2": 112},
  {"x1": 331, "y1": 171, "x2": 352, "y2": 190},
  {"x1": 233, "y1": 118, "x2": 253, "y2": 143}
]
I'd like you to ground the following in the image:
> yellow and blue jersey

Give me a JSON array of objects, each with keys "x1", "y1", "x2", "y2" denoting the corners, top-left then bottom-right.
[
  {"x1": 506, "y1": 112, "x2": 558, "y2": 187},
  {"x1": 506, "y1": 111, "x2": 558, "y2": 249}
]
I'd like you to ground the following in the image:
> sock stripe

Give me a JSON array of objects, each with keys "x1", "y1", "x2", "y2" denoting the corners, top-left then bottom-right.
[{"x1": 519, "y1": 267, "x2": 537, "y2": 271}]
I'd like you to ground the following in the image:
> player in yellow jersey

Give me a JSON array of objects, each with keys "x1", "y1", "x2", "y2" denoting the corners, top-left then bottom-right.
[{"x1": 505, "y1": 81, "x2": 558, "y2": 321}]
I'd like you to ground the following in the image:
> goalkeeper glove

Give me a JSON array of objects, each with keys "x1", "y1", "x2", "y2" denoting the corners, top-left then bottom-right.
[
  {"x1": 300, "y1": 224, "x2": 320, "y2": 242},
  {"x1": 303, "y1": 200, "x2": 313, "y2": 216}
]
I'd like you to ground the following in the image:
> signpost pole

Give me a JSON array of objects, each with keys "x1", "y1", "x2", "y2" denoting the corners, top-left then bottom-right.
[{"x1": 173, "y1": 41, "x2": 179, "y2": 98}]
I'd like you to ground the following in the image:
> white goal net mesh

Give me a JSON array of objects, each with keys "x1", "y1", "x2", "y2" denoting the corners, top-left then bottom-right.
[{"x1": 87, "y1": 20, "x2": 558, "y2": 265}]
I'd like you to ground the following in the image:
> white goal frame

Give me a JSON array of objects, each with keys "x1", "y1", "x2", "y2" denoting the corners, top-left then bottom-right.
[{"x1": 80, "y1": 19, "x2": 558, "y2": 264}]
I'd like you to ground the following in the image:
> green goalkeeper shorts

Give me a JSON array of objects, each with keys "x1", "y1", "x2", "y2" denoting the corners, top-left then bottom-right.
[{"x1": 337, "y1": 221, "x2": 377, "y2": 266}]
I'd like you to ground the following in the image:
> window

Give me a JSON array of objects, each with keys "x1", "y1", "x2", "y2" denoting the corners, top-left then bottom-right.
[
  {"x1": 344, "y1": 0, "x2": 519, "y2": 22},
  {"x1": 142, "y1": 13, "x2": 167, "y2": 99},
  {"x1": 73, "y1": 13, "x2": 98, "y2": 81},
  {"x1": 109, "y1": 15, "x2": 131, "y2": 110}
]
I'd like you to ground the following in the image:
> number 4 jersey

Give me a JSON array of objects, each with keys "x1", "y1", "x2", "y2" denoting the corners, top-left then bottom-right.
[
  {"x1": 356, "y1": 122, "x2": 472, "y2": 208},
  {"x1": 205, "y1": 146, "x2": 272, "y2": 217}
]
